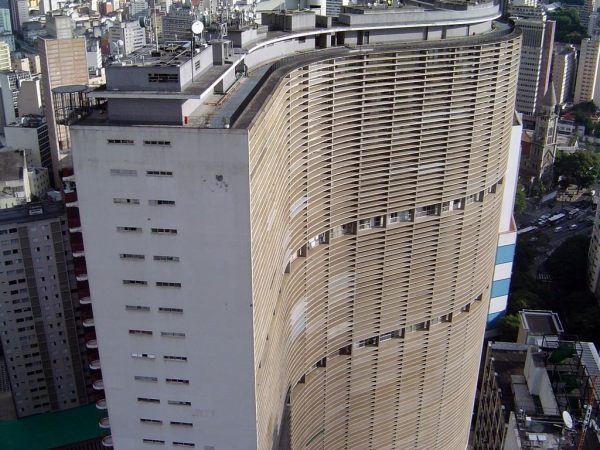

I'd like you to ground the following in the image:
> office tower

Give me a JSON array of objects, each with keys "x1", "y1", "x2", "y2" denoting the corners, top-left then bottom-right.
[
  {"x1": 0, "y1": 70, "x2": 32, "y2": 130},
  {"x1": 511, "y1": 4, "x2": 555, "y2": 123},
  {"x1": 109, "y1": 21, "x2": 147, "y2": 56},
  {"x1": 0, "y1": 201, "x2": 89, "y2": 417},
  {"x1": 161, "y1": 5, "x2": 198, "y2": 41},
  {"x1": 37, "y1": 15, "x2": 88, "y2": 185},
  {"x1": 70, "y1": 3, "x2": 521, "y2": 449},
  {"x1": 129, "y1": 0, "x2": 149, "y2": 20},
  {"x1": 551, "y1": 44, "x2": 577, "y2": 104},
  {"x1": 574, "y1": 37, "x2": 600, "y2": 105},
  {"x1": 5, "y1": 115, "x2": 52, "y2": 173},
  {"x1": 520, "y1": 86, "x2": 558, "y2": 181}
]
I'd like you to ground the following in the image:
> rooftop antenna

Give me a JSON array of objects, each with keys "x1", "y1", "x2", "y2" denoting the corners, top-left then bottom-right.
[{"x1": 190, "y1": 20, "x2": 204, "y2": 81}]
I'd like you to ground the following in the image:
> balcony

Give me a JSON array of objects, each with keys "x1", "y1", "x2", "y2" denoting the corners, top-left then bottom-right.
[
  {"x1": 101, "y1": 435, "x2": 113, "y2": 447},
  {"x1": 64, "y1": 189, "x2": 78, "y2": 206},
  {"x1": 83, "y1": 318, "x2": 95, "y2": 328},
  {"x1": 76, "y1": 274, "x2": 88, "y2": 282},
  {"x1": 93, "y1": 379, "x2": 104, "y2": 390},
  {"x1": 86, "y1": 339, "x2": 98, "y2": 349},
  {"x1": 89, "y1": 359, "x2": 101, "y2": 370},
  {"x1": 79, "y1": 296, "x2": 91, "y2": 305},
  {"x1": 99, "y1": 417, "x2": 110, "y2": 429},
  {"x1": 96, "y1": 398, "x2": 107, "y2": 409}
]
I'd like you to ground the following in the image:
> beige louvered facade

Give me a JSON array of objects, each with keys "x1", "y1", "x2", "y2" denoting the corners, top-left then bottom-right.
[{"x1": 243, "y1": 35, "x2": 521, "y2": 450}]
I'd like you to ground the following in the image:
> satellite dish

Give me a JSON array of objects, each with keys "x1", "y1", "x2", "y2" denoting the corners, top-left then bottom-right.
[
  {"x1": 117, "y1": 39, "x2": 124, "y2": 47},
  {"x1": 191, "y1": 20, "x2": 204, "y2": 35},
  {"x1": 563, "y1": 411, "x2": 574, "y2": 429}
]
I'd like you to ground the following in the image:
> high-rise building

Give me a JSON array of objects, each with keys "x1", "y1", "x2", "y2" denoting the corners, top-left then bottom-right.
[
  {"x1": 5, "y1": 115, "x2": 52, "y2": 173},
  {"x1": 552, "y1": 44, "x2": 577, "y2": 104},
  {"x1": 0, "y1": 70, "x2": 32, "y2": 130},
  {"x1": 511, "y1": 4, "x2": 555, "y2": 123},
  {"x1": 37, "y1": 15, "x2": 88, "y2": 185},
  {"x1": 574, "y1": 37, "x2": 600, "y2": 105},
  {"x1": 70, "y1": 4, "x2": 521, "y2": 449},
  {"x1": 109, "y1": 21, "x2": 147, "y2": 56},
  {"x1": 0, "y1": 8, "x2": 14, "y2": 51},
  {"x1": 588, "y1": 203, "x2": 600, "y2": 299},
  {"x1": 161, "y1": 6, "x2": 196, "y2": 40},
  {"x1": 0, "y1": 201, "x2": 89, "y2": 417}
]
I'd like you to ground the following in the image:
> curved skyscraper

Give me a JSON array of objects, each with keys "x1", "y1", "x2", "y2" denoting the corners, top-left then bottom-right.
[{"x1": 68, "y1": 2, "x2": 522, "y2": 449}]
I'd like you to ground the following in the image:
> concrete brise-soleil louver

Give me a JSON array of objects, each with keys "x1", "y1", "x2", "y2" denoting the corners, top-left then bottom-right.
[{"x1": 68, "y1": 1, "x2": 522, "y2": 449}]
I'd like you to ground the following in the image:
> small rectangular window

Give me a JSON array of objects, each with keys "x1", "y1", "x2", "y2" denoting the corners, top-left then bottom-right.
[
  {"x1": 120, "y1": 253, "x2": 145, "y2": 260},
  {"x1": 168, "y1": 400, "x2": 191, "y2": 406},
  {"x1": 117, "y1": 226, "x2": 142, "y2": 233},
  {"x1": 149, "y1": 200, "x2": 176, "y2": 206},
  {"x1": 172, "y1": 442, "x2": 195, "y2": 447},
  {"x1": 166, "y1": 378, "x2": 190, "y2": 384},
  {"x1": 113, "y1": 198, "x2": 140, "y2": 205},
  {"x1": 151, "y1": 228, "x2": 177, "y2": 235},
  {"x1": 123, "y1": 279, "x2": 147, "y2": 286},
  {"x1": 148, "y1": 73, "x2": 179, "y2": 83},
  {"x1": 126, "y1": 305, "x2": 151, "y2": 312},
  {"x1": 146, "y1": 170, "x2": 173, "y2": 177},
  {"x1": 140, "y1": 418, "x2": 162, "y2": 424},
  {"x1": 153, "y1": 255, "x2": 179, "y2": 262},
  {"x1": 161, "y1": 332, "x2": 185, "y2": 338},
  {"x1": 134, "y1": 375, "x2": 158, "y2": 382},
  {"x1": 158, "y1": 307, "x2": 183, "y2": 313},
  {"x1": 131, "y1": 353, "x2": 155, "y2": 359},
  {"x1": 163, "y1": 355, "x2": 187, "y2": 362},
  {"x1": 107, "y1": 139, "x2": 134, "y2": 145},
  {"x1": 144, "y1": 140, "x2": 171, "y2": 146},
  {"x1": 142, "y1": 438, "x2": 165, "y2": 444},
  {"x1": 156, "y1": 282, "x2": 181, "y2": 288},
  {"x1": 110, "y1": 169, "x2": 137, "y2": 176},
  {"x1": 415, "y1": 205, "x2": 439, "y2": 218},
  {"x1": 170, "y1": 421, "x2": 193, "y2": 427},
  {"x1": 129, "y1": 329, "x2": 153, "y2": 336},
  {"x1": 137, "y1": 397, "x2": 160, "y2": 403}
]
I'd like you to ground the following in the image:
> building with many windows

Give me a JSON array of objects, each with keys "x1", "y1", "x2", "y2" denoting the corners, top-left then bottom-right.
[
  {"x1": 551, "y1": 44, "x2": 577, "y2": 104},
  {"x1": 0, "y1": 201, "x2": 89, "y2": 417},
  {"x1": 70, "y1": 3, "x2": 522, "y2": 449},
  {"x1": 574, "y1": 37, "x2": 600, "y2": 105}
]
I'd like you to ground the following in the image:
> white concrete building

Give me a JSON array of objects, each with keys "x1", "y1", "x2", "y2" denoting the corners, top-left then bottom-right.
[
  {"x1": 109, "y1": 21, "x2": 146, "y2": 57},
  {"x1": 574, "y1": 37, "x2": 600, "y2": 105}
]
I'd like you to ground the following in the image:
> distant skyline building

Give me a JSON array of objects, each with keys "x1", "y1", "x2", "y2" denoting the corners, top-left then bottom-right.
[
  {"x1": 108, "y1": 21, "x2": 146, "y2": 56},
  {"x1": 37, "y1": 15, "x2": 88, "y2": 185},
  {"x1": 551, "y1": 44, "x2": 577, "y2": 104},
  {"x1": 574, "y1": 37, "x2": 600, "y2": 105},
  {"x1": 4, "y1": 115, "x2": 52, "y2": 173},
  {"x1": 0, "y1": 70, "x2": 32, "y2": 130},
  {"x1": 70, "y1": 3, "x2": 521, "y2": 449},
  {"x1": 161, "y1": 6, "x2": 196, "y2": 40},
  {"x1": 0, "y1": 201, "x2": 89, "y2": 417},
  {"x1": 510, "y1": 4, "x2": 555, "y2": 124}
]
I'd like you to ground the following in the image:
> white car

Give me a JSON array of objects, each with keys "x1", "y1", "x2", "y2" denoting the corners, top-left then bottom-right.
[{"x1": 554, "y1": 226, "x2": 563, "y2": 233}]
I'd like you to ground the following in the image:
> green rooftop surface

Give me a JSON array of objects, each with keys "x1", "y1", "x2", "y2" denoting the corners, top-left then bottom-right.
[{"x1": 0, "y1": 403, "x2": 106, "y2": 450}]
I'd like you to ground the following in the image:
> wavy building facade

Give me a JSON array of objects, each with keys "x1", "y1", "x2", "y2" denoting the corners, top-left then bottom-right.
[{"x1": 69, "y1": 2, "x2": 521, "y2": 449}]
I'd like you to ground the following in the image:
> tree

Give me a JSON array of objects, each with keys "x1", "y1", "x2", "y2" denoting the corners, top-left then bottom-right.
[
  {"x1": 549, "y1": 8, "x2": 588, "y2": 43},
  {"x1": 546, "y1": 235, "x2": 591, "y2": 290},
  {"x1": 555, "y1": 151, "x2": 600, "y2": 191},
  {"x1": 498, "y1": 314, "x2": 521, "y2": 342},
  {"x1": 514, "y1": 183, "x2": 526, "y2": 214}
]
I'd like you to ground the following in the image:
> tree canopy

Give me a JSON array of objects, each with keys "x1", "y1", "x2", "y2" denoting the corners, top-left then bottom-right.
[
  {"x1": 546, "y1": 235, "x2": 591, "y2": 290},
  {"x1": 549, "y1": 8, "x2": 588, "y2": 43},
  {"x1": 514, "y1": 183, "x2": 526, "y2": 213},
  {"x1": 554, "y1": 151, "x2": 600, "y2": 190}
]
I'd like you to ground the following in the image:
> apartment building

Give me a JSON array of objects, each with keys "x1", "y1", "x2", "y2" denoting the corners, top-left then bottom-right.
[
  {"x1": 0, "y1": 201, "x2": 88, "y2": 417},
  {"x1": 70, "y1": 3, "x2": 522, "y2": 449}
]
